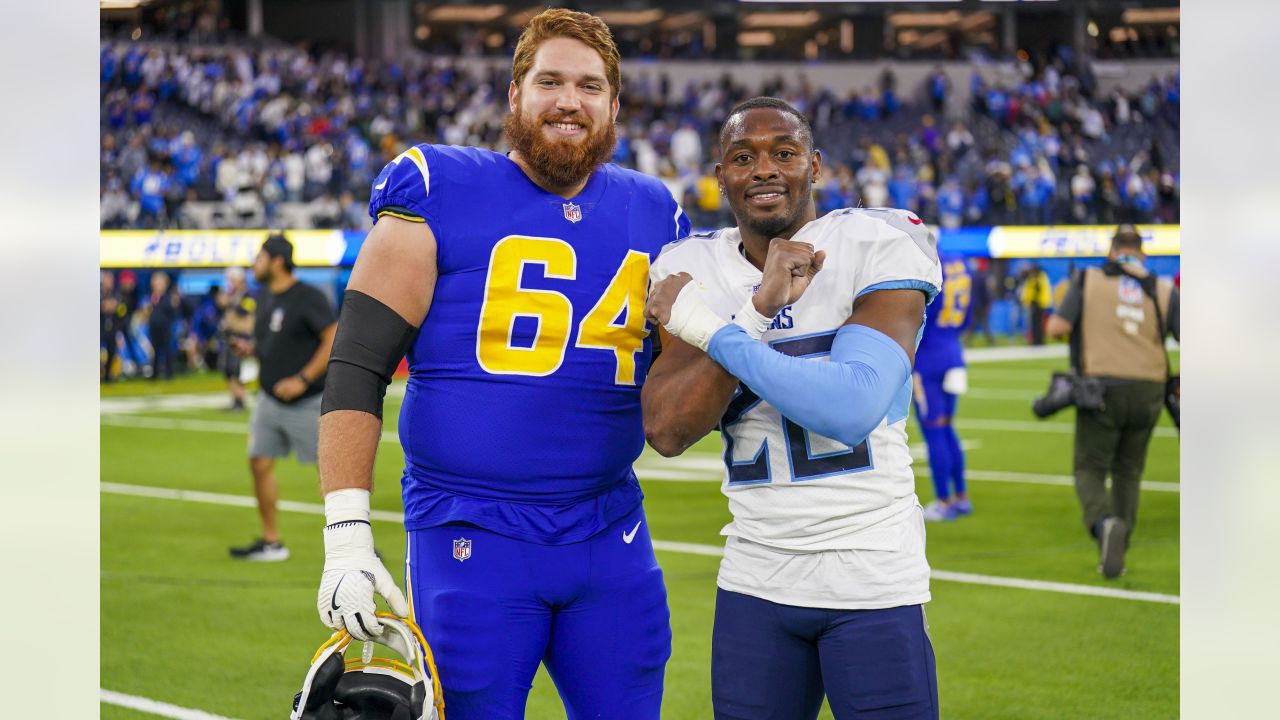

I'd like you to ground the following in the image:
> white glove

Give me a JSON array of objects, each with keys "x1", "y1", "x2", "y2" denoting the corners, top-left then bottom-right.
[
  {"x1": 317, "y1": 488, "x2": 409, "y2": 641},
  {"x1": 665, "y1": 282, "x2": 774, "y2": 351}
]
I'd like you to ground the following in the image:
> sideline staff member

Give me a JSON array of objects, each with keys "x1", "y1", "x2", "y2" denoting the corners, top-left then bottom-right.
[
  {"x1": 230, "y1": 233, "x2": 337, "y2": 561},
  {"x1": 1047, "y1": 224, "x2": 1179, "y2": 579}
]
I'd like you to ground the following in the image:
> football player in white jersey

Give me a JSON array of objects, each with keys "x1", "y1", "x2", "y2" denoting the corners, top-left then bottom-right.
[{"x1": 643, "y1": 97, "x2": 942, "y2": 720}]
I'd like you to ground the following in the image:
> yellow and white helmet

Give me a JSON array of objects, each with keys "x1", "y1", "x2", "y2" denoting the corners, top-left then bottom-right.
[{"x1": 291, "y1": 613, "x2": 444, "y2": 720}]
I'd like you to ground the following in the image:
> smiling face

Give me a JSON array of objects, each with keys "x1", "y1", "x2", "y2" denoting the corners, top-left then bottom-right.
[
  {"x1": 716, "y1": 107, "x2": 821, "y2": 241},
  {"x1": 504, "y1": 36, "x2": 619, "y2": 191}
]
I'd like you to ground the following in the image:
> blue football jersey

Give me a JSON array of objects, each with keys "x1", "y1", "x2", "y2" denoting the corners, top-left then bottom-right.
[
  {"x1": 368, "y1": 144, "x2": 690, "y2": 544},
  {"x1": 915, "y1": 255, "x2": 971, "y2": 375}
]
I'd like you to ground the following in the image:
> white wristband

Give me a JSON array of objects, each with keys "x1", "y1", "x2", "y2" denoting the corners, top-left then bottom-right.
[
  {"x1": 732, "y1": 297, "x2": 773, "y2": 339},
  {"x1": 324, "y1": 487, "x2": 371, "y2": 526},
  {"x1": 664, "y1": 281, "x2": 728, "y2": 352}
]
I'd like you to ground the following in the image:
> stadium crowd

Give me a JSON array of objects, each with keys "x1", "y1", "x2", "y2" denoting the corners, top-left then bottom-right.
[
  {"x1": 100, "y1": 25, "x2": 1179, "y2": 232},
  {"x1": 100, "y1": 267, "x2": 246, "y2": 383}
]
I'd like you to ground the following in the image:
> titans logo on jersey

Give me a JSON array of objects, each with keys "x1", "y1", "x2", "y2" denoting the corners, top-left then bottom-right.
[{"x1": 370, "y1": 144, "x2": 690, "y2": 543}]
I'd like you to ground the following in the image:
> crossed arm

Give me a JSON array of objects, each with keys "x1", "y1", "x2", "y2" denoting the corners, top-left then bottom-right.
[{"x1": 642, "y1": 286, "x2": 925, "y2": 456}]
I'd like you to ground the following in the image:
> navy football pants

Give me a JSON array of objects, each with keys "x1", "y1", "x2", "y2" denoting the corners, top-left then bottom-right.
[
  {"x1": 712, "y1": 589, "x2": 938, "y2": 720},
  {"x1": 406, "y1": 504, "x2": 670, "y2": 720}
]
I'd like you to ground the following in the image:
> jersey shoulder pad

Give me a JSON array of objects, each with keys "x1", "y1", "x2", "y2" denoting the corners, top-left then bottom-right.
[
  {"x1": 368, "y1": 143, "x2": 438, "y2": 224},
  {"x1": 825, "y1": 207, "x2": 938, "y2": 265},
  {"x1": 369, "y1": 144, "x2": 500, "y2": 225},
  {"x1": 650, "y1": 229, "x2": 722, "y2": 281}
]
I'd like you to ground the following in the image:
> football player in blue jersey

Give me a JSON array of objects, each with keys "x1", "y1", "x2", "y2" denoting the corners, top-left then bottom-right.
[
  {"x1": 913, "y1": 255, "x2": 973, "y2": 522},
  {"x1": 313, "y1": 9, "x2": 690, "y2": 720}
]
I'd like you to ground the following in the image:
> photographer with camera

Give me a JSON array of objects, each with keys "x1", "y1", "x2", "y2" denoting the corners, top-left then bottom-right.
[{"x1": 1043, "y1": 225, "x2": 1179, "y2": 580}]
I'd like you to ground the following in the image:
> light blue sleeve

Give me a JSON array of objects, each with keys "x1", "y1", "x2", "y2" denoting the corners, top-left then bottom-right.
[{"x1": 706, "y1": 323, "x2": 912, "y2": 447}]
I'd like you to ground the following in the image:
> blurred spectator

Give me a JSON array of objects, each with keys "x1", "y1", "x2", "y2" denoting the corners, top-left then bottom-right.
[
  {"x1": 101, "y1": 271, "x2": 123, "y2": 382},
  {"x1": 965, "y1": 258, "x2": 996, "y2": 346},
  {"x1": 146, "y1": 271, "x2": 180, "y2": 381},
  {"x1": 130, "y1": 155, "x2": 171, "y2": 228},
  {"x1": 101, "y1": 175, "x2": 132, "y2": 228},
  {"x1": 1020, "y1": 263, "x2": 1052, "y2": 346},
  {"x1": 1070, "y1": 165, "x2": 1096, "y2": 223},
  {"x1": 220, "y1": 267, "x2": 254, "y2": 411}
]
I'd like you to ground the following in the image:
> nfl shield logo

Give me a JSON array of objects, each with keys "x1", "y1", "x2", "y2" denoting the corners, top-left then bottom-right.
[
  {"x1": 452, "y1": 538, "x2": 471, "y2": 562},
  {"x1": 1118, "y1": 277, "x2": 1144, "y2": 305},
  {"x1": 563, "y1": 202, "x2": 582, "y2": 223}
]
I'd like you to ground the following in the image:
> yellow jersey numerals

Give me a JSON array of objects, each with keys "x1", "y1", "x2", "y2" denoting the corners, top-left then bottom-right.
[{"x1": 475, "y1": 236, "x2": 651, "y2": 385}]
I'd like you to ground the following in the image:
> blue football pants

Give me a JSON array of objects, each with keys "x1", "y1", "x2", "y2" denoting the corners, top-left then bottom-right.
[
  {"x1": 712, "y1": 589, "x2": 938, "y2": 720},
  {"x1": 406, "y1": 503, "x2": 671, "y2": 720}
]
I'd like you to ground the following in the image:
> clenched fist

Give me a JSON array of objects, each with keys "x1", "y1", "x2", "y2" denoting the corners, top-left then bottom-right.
[{"x1": 753, "y1": 238, "x2": 826, "y2": 319}]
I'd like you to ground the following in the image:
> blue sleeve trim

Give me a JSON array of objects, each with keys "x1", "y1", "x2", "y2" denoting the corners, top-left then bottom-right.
[
  {"x1": 706, "y1": 324, "x2": 911, "y2": 448},
  {"x1": 856, "y1": 279, "x2": 940, "y2": 305}
]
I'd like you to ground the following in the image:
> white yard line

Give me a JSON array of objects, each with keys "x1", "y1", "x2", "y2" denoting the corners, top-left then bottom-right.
[
  {"x1": 956, "y1": 417, "x2": 1179, "y2": 439},
  {"x1": 100, "y1": 394, "x2": 245, "y2": 414},
  {"x1": 101, "y1": 483, "x2": 1178, "y2": 605},
  {"x1": 99, "y1": 416, "x2": 1177, "y2": 491},
  {"x1": 100, "y1": 690, "x2": 240, "y2": 720},
  {"x1": 964, "y1": 345, "x2": 1069, "y2": 363},
  {"x1": 100, "y1": 412, "x2": 1177, "y2": 442},
  {"x1": 632, "y1": 465, "x2": 1178, "y2": 493}
]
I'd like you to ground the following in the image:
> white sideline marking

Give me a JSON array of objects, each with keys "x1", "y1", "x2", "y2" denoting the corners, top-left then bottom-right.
[
  {"x1": 100, "y1": 412, "x2": 1177, "y2": 441},
  {"x1": 99, "y1": 416, "x2": 1178, "y2": 491},
  {"x1": 101, "y1": 483, "x2": 1179, "y2": 605},
  {"x1": 633, "y1": 457, "x2": 1179, "y2": 493},
  {"x1": 964, "y1": 343, "x2": 1177, "y2": 364},
  {"x1": 100, "y1": 382, "x2": 409, "y2": 415},
  {"x1": 100, "y1": 394, "x2": 245, "y2": 414},
  {"x1": 965, "y1": 345, "x2": 1068, "y2": 363},
  {"x1": 956, "y1": 417, "x2": 1179, "y2": 439},
  {"x1": 100, "y1": 414, "x2": 400, "y2": 443},
  {"x1": 930, "y1": 570, "x2": 1180, "y2": 605},
  {"x1": 963, "y1": 387, "x2": 1041, "y2": 401},
  {"x1": 100, "y1": 689, "x2": 239, "y2": 720},
  {"x1": 632, "y1": 467, "x2": 1179, "y2": 493},
  {"x1": 909, "y1": 439, "x2": 984, "y2": 460}
]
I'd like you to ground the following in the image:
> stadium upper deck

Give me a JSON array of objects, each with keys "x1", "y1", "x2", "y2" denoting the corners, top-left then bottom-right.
[{"x1": 100, "y1": 0, "x2": 1179, "y2": 232}]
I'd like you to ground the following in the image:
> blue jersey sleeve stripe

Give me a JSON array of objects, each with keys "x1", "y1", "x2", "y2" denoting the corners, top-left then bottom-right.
[{"x1": 856, "y1": 279, "x2": 940, "y2": 304}]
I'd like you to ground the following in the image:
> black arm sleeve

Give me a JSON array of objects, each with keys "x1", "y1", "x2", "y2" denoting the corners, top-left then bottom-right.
[{"x1": 320, "y1": 290, "x2": 419, "y2": 419}]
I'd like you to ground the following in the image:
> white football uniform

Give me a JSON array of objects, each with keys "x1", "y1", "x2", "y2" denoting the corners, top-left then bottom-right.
[{"x1": 650, "y1": 208, "x2": 943, "y2": 609}]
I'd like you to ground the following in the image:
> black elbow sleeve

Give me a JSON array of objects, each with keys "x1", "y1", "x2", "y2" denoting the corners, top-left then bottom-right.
[{"x1": 321, "y1": 290, "x2": 419, "y2": 419}]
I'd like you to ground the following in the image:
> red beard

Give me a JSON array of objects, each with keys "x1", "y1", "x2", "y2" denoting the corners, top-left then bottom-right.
[{"x1": 503, "y1": 107, "x2": 616, "y2": 190}]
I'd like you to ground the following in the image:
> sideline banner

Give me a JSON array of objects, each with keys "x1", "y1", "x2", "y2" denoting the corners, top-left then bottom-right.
[
  {"x1": 984, "y1": 225, "x2": 1180, "y2": 258},
  {"x1": 99, "y1": 230, "x2": 349, "y2": 268},
  {"x1": 101, "y1": 224, "x2": 1180, "y2": 267}
]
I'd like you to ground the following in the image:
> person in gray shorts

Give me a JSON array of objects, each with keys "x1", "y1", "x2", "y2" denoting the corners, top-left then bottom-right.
[{"x1": 230, "y1": 233, "x2": 336, "y2": 561}]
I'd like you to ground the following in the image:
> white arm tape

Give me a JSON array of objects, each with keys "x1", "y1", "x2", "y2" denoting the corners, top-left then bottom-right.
[
  {"x1": 731, "y1": 297, "x2": 773, "y2": 340},
  {"x1": 324, "y1": 487, "x2": 371, "y2": 525},
  {"x1": 663, "y1": 281, "x2": 728, "y2": 352}
]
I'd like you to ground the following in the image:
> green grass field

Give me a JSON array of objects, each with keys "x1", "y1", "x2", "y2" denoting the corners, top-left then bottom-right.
[{"x1": 101, "y1": 349, "x2": 1179, "y2": 719}]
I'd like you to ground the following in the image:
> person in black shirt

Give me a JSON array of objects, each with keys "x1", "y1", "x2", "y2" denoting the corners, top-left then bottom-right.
[
  {"x1": 146, "y1": 271, "x2": 180, "y2": 381},
  {"x1": 229, "y1": 233, "x2": 336, "y2": 561}
]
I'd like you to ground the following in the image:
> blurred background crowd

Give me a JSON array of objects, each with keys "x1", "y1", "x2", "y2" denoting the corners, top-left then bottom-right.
[
  {"x1": 99, "y1": 0, "x2": 1180, "y2": 382},
  {"x1": 100, "y1": 0, "x2": 1179, "y2": 233}
]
